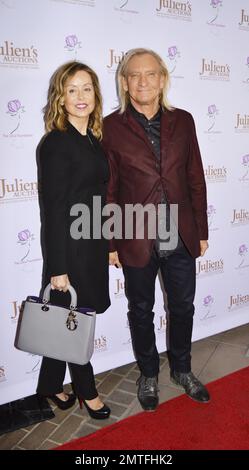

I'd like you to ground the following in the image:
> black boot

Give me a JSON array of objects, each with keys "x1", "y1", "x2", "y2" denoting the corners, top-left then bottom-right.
[
  {"x1": 170, "y1": 371, "x2": 210, "y2": 403},
  {"x1": 137, "y1": 375, "x2": 159, "y2": 411}
]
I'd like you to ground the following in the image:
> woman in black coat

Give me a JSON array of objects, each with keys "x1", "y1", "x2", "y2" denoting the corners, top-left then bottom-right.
[{"x1": 36, "y1": 61, "x2": 110, "y2": 419}]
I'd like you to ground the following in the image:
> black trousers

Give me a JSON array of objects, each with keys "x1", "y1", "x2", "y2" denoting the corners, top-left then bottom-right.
[
  {"x1": 123, "y1": 244, "x2": 196, "y2": 377},
  {"x1": 36, "y1": 358, "x2": 98, "y2": 400}
]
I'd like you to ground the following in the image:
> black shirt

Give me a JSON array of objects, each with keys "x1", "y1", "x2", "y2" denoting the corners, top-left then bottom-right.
[{"x1": 129, "y1": 103, "x2": 161, "y2": 162}]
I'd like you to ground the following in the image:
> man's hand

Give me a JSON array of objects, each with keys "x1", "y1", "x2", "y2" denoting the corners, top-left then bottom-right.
[
  {"x1": 109, "y1": 251, "x2": 122, "y2": 268},
  {"x1": 200, "y1": 240, "x2": 209, "y2": 257},
  {"x1": 51, "y1": 274, "x2": 70, "y2": 292}
]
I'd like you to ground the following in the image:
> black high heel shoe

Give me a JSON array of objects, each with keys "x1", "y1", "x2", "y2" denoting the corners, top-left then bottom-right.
[
  {"x1": 48, "y1": 393, "x2": 76, "y2": 410},
  {"x1": 78, "y1": 397, "x2": 111, "y2": 419}
]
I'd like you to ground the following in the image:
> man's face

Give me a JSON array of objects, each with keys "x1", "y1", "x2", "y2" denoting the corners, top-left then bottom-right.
[{"x1": 122, "y1": 53, "x2": 165, "y2": 108}]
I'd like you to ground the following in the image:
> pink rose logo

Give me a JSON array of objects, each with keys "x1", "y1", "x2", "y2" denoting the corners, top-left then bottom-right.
[
  {"x1": 167, "y1": 46, "x2": 180, "y2": 74},
  {"x1": 17, "y1": 229, "x2": 34, "y2": 262},
  {"x1": 207, "y1": 104, "x2": 218, "y2": 132},
  {"x1": 168, "y1": 46, "x2": 178, "y2": 60},
  {"x1": 239, "y1": 244, "x2": 247, "y2": 256},
  {"x1": 207, "y1": 205, "x2": 216, "y2": 217},
  {"x1": 242, "y1": 154, "x2": 249, "y2": 167},
  {"x1": 65, "y1": 35, "x2": 81, "y2": 56},
  {"x1": 238, "y1": 244, "x2": 248, "y2": 268},
  {"x1": 209, "y1": 0, "x2": 222, "y2": 24},
  {"x1": 210, "y1": 0, "x2": 222, "y2": 7},
  {"x1": 203, "y1": 295, "x2": 214, "y2": 307},
  {"x1": 7, "y1": 99, "x2": 25, "y2": 134},
  {"x1": 208, "y1": 104, "x2": 217, "y2": 115},
  {"x1": 207, "y1": 205, "x2": 216, "y2": 228},
  {"x1": 201, "y1": 294, "x2": 215, "y2": 320}
]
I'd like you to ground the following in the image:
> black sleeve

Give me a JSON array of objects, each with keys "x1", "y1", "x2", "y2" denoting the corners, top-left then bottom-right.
[{"x1": 40, "y1": 132, "x2": 71, "y2": 276}]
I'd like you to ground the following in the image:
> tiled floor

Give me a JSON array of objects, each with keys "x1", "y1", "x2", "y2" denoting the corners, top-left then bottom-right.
[{"x1": 1, "y1": 323, "x2": 249, "y2": 450}]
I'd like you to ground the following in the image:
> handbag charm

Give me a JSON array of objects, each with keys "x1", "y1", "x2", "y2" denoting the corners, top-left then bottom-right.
[{"x1": 66, "y1": 310, "x2": 78, "y2": 331}]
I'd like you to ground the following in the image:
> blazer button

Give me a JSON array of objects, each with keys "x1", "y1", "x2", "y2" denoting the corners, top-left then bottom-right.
[{"x1": 157, "y1": 186, "x2": 161, "y2": 191}]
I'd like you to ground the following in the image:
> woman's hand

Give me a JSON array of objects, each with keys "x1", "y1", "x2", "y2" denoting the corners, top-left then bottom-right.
[{"x1": 51, "y1": 274, "x2": 70, "y2": 292}]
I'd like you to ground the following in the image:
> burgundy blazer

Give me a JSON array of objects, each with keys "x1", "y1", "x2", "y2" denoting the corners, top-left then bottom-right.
[{"x1": 102, "y1": 107, "x2": 208, "y2": 267}]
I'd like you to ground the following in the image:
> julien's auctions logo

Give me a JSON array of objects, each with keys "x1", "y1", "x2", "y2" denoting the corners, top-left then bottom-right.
[
  {"x1": 199, "y1": 59, "x2": 230, "y2": 81},
  {"x1": 204, "y1": 165, "x2": 227, "y2": 183},
  {"x1": 157, "y1": 315, "x2": 167, "y2": 332},
  {"x1": 156, "y1": 0, "x2": 192, "y2": 21},
  {"x1": 231, "y1": 209, "x2": 249, "y2": 227},
  {"x1": 235, "y1": 114, "x2": 249, "y2": 133},
  {"x1": 107, "y1": 49, "x2": 126, "y2": 72},
  {"x1": 228, "y1": 293, "x2": 249, "y2": 311},
  {"x1": 94, "y1": 335, "x2": 107, "y2": 352},
  {"x1": 10, "y1": 300, "x2": 21, "y2": 322},
  {"x1": 0, "y1": 40, "x2": 38, "y2": 68},
  {"x1": 239, "y1": 9, "x2": 249, "y2": 31},
  {"x1": 114, "y1": 278, "x2": 125, "y2": 298},
  {"x1": 0, "y1": 178, "x2": 38, "y2": 203},
  {"x1": 196, "y1": 258, "x2": 224, "y2": 278}
]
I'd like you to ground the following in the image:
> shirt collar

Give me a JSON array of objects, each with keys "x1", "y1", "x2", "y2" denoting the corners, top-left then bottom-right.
[{"x1": 128, "y1": 103, "x2": 162, "y2": 124}]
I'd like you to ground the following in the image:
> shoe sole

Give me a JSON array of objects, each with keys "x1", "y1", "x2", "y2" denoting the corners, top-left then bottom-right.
[
  {"x1": 138, "y1": 400, "x2": 159, "y2": 412},
  {"x1": 141, "y1": 406, "x2": 158, "y2": 412}
]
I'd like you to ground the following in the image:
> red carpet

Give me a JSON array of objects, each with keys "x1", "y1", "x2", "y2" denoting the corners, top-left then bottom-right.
[{"x1": 57, "y1": 367, "x2": 249, "y2": 450}]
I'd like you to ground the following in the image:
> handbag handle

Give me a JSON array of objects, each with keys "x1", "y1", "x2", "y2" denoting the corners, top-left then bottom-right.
[{"x1": 42, "y1": 283, "x2": 78, "y2": 310}]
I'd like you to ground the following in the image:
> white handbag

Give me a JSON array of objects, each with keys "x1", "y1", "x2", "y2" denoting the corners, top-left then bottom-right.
[{"x1": 15, "y1": 284, "x2": 96, "y2": 365}]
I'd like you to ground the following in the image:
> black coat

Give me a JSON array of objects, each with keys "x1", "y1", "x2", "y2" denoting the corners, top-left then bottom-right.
[{"x1": 38, "y1": 122, "x2": 110, "y2": 313}]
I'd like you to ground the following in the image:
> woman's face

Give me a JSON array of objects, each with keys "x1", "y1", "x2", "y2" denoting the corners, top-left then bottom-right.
[{"x1": 62, "y1": 70, "x2": 95, "y2": 129}]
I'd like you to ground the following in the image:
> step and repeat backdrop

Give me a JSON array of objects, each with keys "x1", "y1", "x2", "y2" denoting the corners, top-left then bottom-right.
[{"x1": 0, "y1": 0, "x2": 249, "y2": 404}]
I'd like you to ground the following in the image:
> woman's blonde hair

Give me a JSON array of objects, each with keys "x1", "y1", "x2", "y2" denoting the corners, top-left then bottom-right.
[
  {"x1": 117, "y1": 48, "x2": 173, "y2": 113},
  {"x1": 44, "y1": 61, "x2": 103, "y2": 139}
]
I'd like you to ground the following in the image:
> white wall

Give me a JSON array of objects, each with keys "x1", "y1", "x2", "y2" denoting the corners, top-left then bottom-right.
[{"x1": 0, "y1": 0, "x2": 249, "y2": 405}]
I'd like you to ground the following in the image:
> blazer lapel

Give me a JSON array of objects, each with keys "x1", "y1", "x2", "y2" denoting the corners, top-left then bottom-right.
[{"x1": 160, "y1": 109, "x2": 175, "y2": 160}]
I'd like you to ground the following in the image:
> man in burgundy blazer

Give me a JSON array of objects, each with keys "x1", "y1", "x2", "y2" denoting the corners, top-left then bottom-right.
[{"x1": 103, "y1": 48, "x2": 210, "y2": 411}]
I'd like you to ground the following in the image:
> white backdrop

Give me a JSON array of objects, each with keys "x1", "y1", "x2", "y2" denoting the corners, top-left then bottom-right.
[{"x1": 0, "y1": 0, "x2": 249, "y2": 405}]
